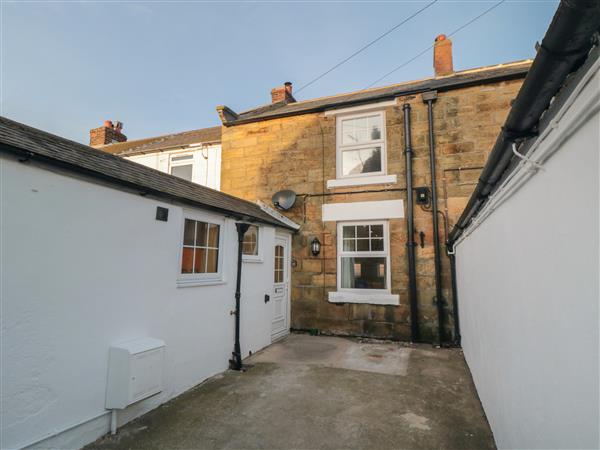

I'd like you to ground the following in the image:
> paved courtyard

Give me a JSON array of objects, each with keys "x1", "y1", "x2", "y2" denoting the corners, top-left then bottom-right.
[{"x1": 89, "y1": 334, "x2": 494, "y2": 449}]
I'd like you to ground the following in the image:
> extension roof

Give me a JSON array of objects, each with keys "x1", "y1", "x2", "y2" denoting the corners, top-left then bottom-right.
[
  {"x1": 101, "y1": 126, "x2": 221, "y2": 156},
  {"x1": 0, "y1": 116, "x2": 293, "y2": 230},
  {"x1": 219, "y1": 60, "x2": 532, "y2": 126}
]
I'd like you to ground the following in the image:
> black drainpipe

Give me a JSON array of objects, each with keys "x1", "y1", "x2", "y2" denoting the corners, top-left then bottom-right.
[
  {"x1": 422, "y1": 91, "x2": 445, "y2": 345},
  {"x1": 230, "y1": 222, "x2": 250, "y2": 371},
  {"x1": 403, "y1": 103, "x2": 420, "y2": 342}
]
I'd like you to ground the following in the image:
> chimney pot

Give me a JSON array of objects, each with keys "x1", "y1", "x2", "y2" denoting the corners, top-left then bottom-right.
[
  {"x1": 103, "y1": 120, "x2": 113, "y2": 128},
  {"x1": 433, "y1": 34, "x2": 453, "y2": 77}
]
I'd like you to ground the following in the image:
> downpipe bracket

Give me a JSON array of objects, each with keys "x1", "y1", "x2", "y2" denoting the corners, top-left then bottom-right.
[{"x1": 511, "y1": 142, "x2": 545, "y2": 173}]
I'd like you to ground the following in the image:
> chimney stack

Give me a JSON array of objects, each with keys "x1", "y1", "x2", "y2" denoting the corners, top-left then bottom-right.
[
  {"x1": 89, "y1": 120, "x2": 127, "y2": 147},
  {"x1": 271, "y1": 81, "x2": 295, "y2": 104},
  {"x1": 433, "y1": 34, "x2": 453, "y2": 77}
]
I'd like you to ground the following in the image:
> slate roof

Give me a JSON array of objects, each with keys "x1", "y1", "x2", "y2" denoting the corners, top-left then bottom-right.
[
  {"x1": 222, "y1": 60, "x2": 531, "y2": 126},
  {"x1": 0, "y1": 116, "x2": 293, "y2": 230},
  {"x1": 101, "y1": 126, "x2": 221, "y2": 156}
]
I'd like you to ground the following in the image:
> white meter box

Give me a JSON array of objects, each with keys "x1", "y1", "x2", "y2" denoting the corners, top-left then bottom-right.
[{"x1": 106, "y1": 337, "x2": 165, "y2": 409}]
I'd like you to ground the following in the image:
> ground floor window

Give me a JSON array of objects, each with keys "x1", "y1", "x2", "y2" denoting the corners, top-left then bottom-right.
[
  {"x1": 181, "y1": 218, "x2": 220, "y2": 274},
  {"x1": 242, "y1": 225, "x2": 259, "y2": 256},
  {"x1": 274, "y1": 244, "x2": 284, "y2": 283},
  {"x1": 337, "y1": 221, "x2": 389, "y2": 291},
  {"x1": 177, "y1": 212, "x2": 226, "y2": 287}
]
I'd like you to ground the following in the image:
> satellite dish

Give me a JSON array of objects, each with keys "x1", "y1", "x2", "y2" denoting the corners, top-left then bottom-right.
[{"x1": 272, "y1": 190, "x2": 297, "y2": 210}]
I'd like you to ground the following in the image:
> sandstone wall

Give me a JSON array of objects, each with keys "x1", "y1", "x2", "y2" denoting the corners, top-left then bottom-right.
[{"x1": 221, "y1": 79, "x2": 523, "y2": 341}]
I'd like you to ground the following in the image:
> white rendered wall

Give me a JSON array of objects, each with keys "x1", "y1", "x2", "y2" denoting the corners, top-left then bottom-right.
[
  {"x1": 455, "y1": 65, "x2": 599, "y2": 449},
  {"x1": 126, "y1": 144, "x2": 221, "y2": 190},
  {"x1": 1, "y1": 156, "x2": 278, "y2": 449}
]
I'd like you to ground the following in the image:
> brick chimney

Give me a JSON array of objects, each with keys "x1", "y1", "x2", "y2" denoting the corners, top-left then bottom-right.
[
  {"x1": 433, "y1": 34, "x2": 453, "y2": 77},
  {"x1": 89, "y1": 120, "x2": 127, "y2": 147},
  {"x1": 271, "y1": 81, "x2": 295, "y2": 104}
]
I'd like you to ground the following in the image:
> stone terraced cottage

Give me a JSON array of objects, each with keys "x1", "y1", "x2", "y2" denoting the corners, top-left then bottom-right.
[
  {"x1": 92, "y1": 35, "x2": 533, "y2": 344},
  {"x1": 90, "y1": 36, "x2": 532, "y2": 344},
  {"x1": 215, "y1": 36, "x2": 530, "y2": 342}
]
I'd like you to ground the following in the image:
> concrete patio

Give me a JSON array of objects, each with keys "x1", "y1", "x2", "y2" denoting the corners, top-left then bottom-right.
[{"x1": 88, "y1": 334, "x2": 494, "y2": 450}]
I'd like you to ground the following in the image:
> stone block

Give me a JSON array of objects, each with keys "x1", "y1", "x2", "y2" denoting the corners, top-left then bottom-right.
[{"x1": 302, "y1": 258, "x2": 322, "y2": 273}]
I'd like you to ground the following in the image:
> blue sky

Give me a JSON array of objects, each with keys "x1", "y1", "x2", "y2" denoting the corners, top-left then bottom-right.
[{"x1": 2, "y1": 1, "x2": 558, "y2": 143}]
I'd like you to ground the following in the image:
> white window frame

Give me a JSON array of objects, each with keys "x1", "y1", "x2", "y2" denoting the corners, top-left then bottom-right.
[
  {"x1": 335, "y1": 110, "x2": 387, "y2": 181},
  {"x1": 242, "y1": 224, "x2": 263, "y2": 263},
  {"x1": 176, "y1": 210, "x2": 226, "y2": 287},
  {"x1": 336, "y1": 220, "x2": 392, "y2": 294},
  {"x1": 169, "y1": 153, "x2": 195, "y2": 181}
]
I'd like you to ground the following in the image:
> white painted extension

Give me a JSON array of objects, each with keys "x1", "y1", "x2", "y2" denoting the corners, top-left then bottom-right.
[
  {"x1": 454, "y1": 53, "x2": 599, "y2": 449},
  {"x1": 125, "y1": 143, "x2": 222, "y2": 190},
  {"x1": 0, "y1": 155, "x2": 290, "y2": 449}
]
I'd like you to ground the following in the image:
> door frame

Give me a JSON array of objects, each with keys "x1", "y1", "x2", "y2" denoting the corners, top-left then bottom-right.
[{"x1": 272, "y1": 231, "x2": 292, "y2": 342}]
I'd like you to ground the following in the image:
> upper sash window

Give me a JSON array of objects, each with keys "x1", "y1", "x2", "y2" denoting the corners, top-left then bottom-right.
[{"x1": 337, "y1": 111, "x2": 386, "y2": 179}]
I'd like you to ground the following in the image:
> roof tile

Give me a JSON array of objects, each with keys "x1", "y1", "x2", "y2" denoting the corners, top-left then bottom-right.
[
  {"x1": 224, "y1": 60, "x2": 531, "y2": 125},
  {"x1": 102, "y1": 126, "x2": 221, "y2": 156},
  {"x1": 0, "y1": 117, "x2": 292, "y2": 230}
]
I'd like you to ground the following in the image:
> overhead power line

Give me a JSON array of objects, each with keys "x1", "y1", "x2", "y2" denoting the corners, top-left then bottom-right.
[
  {"x1": 294, "y1": 0, "x2": 439, "y2": 95},
  {"x1": 365, "y1": 0, "x2": 507, "y2": 89}
]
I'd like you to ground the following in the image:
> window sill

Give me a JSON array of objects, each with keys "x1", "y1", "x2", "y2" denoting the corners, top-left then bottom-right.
[
  {"x1": 327, "y1": 174, "x2": 397, "y2": 189},
  {"x1": 328, "y1": 291, "x2": 399, "y2": 306},
  {"x1": 176, "y1": 277, "x2": 226, "y2": 288}
]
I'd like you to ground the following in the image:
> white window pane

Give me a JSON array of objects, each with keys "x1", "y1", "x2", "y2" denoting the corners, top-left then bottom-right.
[
  {"x1": 206, "y1": 249, "x2": 219, "y2": 273},
  {"x1": 356, "y1": 239, "x2": 370, "y2": 251},
  {"x1": 341, "y1": 115, "x2": 382, "y2": 145},
  {"x1": 207, "y1": 224, "x2": 220, "y2": 248},
  {"x1": 194, "y1": 248, "x2": 207, "y2": 273},
  {"x1": 368, "y1": 115, "x2": 382, "y2": 140},
  {"x1": 343, "y1": 239, "x2": 355, "y2": 251},
  {"x1": 356, "y1": 226, "x2": 370, "y2": 238},
  {"x1": 342, "y1": 226, "x2": 355, "y2": 238},
  {"x1": 341, "y1": 119, "x2": 355, "y2": 145},
  {"x1": 181, "y1": 247, "x2": 194, "y2": 273},
  {"x1": 354, "y1": 117, "x2": 368, "y2": 142},
  {"x1": 243, "y1": 225, "x2": 259, "y2": 255},
  {"x1": 196, "y1": 222, "x2": 208, "y2": 246},
  {"x1": 341, "y1": 257, "x2": 387, "y2": 289},
  {"x1": 171, "y1": 164, "x2": 193, "y2": 181},
  {"x1": 183, "y1": 219, "x2": 195, "y2": 246},
  {"x1": 371, "y1": 238, "x2": 384, "y2": 251},
  {"x1": 341, "y1": 147, "x2": 382, "y2": 176},
  {"x1": 370, "y1": 225, "x2": 384, "y2": 237}
]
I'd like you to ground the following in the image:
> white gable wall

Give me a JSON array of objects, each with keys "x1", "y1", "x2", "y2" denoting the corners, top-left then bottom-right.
[
  {"x1": 125, "y1": 144, "x2": 222, "y2": 190},
  {"x1": 1, "y1": 155, "x2": 279, "y2": 449},
  {"x1": 454, "y1": 60, "x2": 599, "y2": 449}
]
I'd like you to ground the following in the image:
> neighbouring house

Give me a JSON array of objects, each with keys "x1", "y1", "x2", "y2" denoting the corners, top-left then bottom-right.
[
  {"x1": 445, "y1": 1, "x2": 600, "y2": 447},
  {"x1": 216, "y1": 35, "x2": 531, "y2": 342},
  {"x1": 91, "y1": 120, "x2": 222, "y2": 190},
  {"x1": 0, "y1": 117, "x2": 295, "y2": 449}
]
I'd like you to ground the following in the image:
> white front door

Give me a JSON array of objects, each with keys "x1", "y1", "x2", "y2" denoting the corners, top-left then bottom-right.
[{"x1": 272, "y1": 235, "x2": 290, "y2": 341}]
